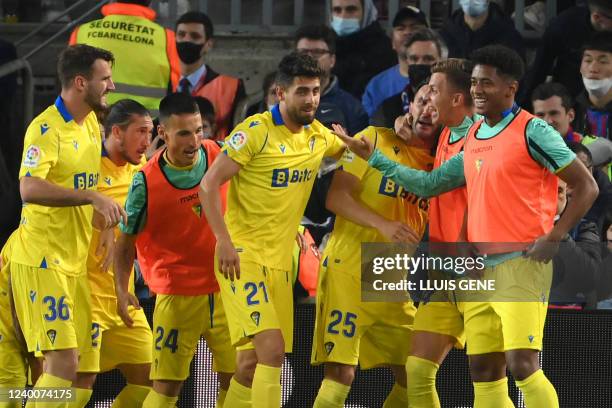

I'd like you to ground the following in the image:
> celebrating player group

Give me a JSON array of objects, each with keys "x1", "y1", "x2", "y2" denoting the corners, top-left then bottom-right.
[{"x1": 0, "y1": 40, "x2": 598, "y2": 408}]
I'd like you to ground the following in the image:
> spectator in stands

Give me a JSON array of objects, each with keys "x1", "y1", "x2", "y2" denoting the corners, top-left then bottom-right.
[
  {"x1": 551, "y1": 178, "x2": 602, "y2": 308},
  {"x1": 194, "y1": 96, "x2": 216, "y2": 139},
  {"x1": 246, "y1": 71, "x2": 278, "y2": 116},
  {"x1": 531, "y1": 82, "x2": 582, "y2": 143},
  {"x1": 330, "y1": 0, "x2": 396, "y2": 99},
  {"x1": 521, "y1": 0, "x2": 612, "y2": 105},
  {"x1": 370, "y1": 28, "x2": 442, "y2": 127},
  {"x1": 361, "y1": 6, "x2": 428, "y2": 118},
  {"x1": 69, "y1": 0, "x2": 180, "y2": 116},
  {"x1": 295, "y1": 24, "x2": 368, "y2": 135},
  {"x1": 596, "y1": 213, "x2": 612, "y2": 308},
  {"x1": 568, "y1": 142, "x2": 612, "y2": 234},
  {"x1": 175, "y1": 11, "x2": 245, "y2": 140},
  {"x1": 439, "y1": 0, "x2": 525, "y2": 61},
  {"x1": 573, "y1": 31, "x2": 611, "y2": 141}
]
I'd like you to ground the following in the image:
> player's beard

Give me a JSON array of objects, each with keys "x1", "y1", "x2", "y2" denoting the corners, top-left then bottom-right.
[
  {"x1": 85, "y1": 86, "x2": 108, "y2": 112},
  {"x1": 287, "y1": 103, "x2": 317, "y2": 126}
]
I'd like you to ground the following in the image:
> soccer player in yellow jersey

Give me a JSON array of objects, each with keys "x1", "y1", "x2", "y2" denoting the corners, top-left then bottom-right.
[
  {"x1": 311, "y1": 84, "x2": 439, "y2": 408},
  {"x1": 200, "y1": 53, "x2": 345, "y2": 408},
  {"x1": 0, "y1": 231, "x2": 43, "y2": 408},
  {"x1": 9, "y1": 45, "x2": 126, "y2": 408},
  {"x1": 73, "y1": 100, "x2": 154, "y2": 406}
]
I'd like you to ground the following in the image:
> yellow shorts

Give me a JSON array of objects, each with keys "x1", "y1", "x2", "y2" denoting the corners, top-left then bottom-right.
[
  {"x1": 311, "y1": 261, "x2": 415, "y2": 369},
  {"x1": 414, "y1": 298, "x2": 466, "y2": 349},
  {"x1": 216, "y1": 259, "x2": 294, "y2": 352},
  {"x1": 150, "y1": 292, "x2": 235, "y2": 381},
  {"x1": 78, "y1": 294, "x2": 152, "y2": 373},
  {"x1": 10, "y1": 263, "x2": 91, "y2": 356},
  {"x1": 0, "y1": 279, "x2": 27, "y2": 387},
  {"x1": 412, "y1": 269, "x2": 466, "y2": 349},
  {"x1": 457, "y1": 257, "x2": 551, "y2": 355}
]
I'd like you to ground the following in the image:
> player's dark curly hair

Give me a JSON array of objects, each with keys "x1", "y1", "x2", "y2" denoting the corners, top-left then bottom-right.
[
  {"x1": 470, "y1": 45, "x2": 525, "y2": 82},
  {"x1": 57, "y1": 44, "x2": 114, "y2": 88},
  {"x1": 275, "y1": 52, "x2": 323, "y2": 88}
]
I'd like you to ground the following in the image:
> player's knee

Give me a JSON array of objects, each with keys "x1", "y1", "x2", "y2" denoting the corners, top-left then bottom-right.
[
  {"x1": 469, "y1": 354, "x2": 506, "y2": 382},
  {"x1": 324, "y1": 363, "x2": 355, "y2": 386},
  {"x1": 44, "y1": 349, "x2": 79, "y2": 379},
  {"x1": 506, "y1": 351, "x2": 539, "y2": 381},
  {"x1": 73, "y1": 372, "x2": 97, "y2": 389},
  {"x1": 253, "y1": 330, "x2": 285, "y2": 366}
]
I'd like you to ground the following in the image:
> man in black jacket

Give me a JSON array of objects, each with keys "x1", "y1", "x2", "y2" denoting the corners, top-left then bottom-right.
[
  {"x1": 330, "y1": 0, "x2": 396, "y2": 99},
  {"x1": 439, "y1": 0, "x2": 525, "y2": 61}
]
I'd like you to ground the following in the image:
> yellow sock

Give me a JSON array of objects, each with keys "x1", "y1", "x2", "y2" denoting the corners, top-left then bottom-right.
[
  {"x1": 142, "y1": 389, "x2": 178, "y2": 408},
  {"x1": 73, "y1": 388, "x2": 93, "y2": 407},
  {"x1": 382, "y1": 383, "x2": 408, "y2": 408},
  {"x1": 24, "y1": 373, "x2": 71, "y2": 408},
  {"x1": 223, "y1": 377, "x2": 251, "y2": 408},
  {"x1": 251, "y1": 364, "x2": 281, "y2": 408},
  {"x1": 111, "y1": 384, "x2": 151, "y2": 407},
  {"x1": 473, "y1": 377, "x2": 515, "y2": 408},
  {"x1": 215, "y1": 387, "x2": 227, "y2": 408},
  {"x1": 313, "y1": 378, "x2": 351, "y2": 408},
  {"x1": 406, "y1": 356, "x2": 441, "y2": 408},
  {"x1": 515, "y1": 369, "x2": 558, "y2": 408}
]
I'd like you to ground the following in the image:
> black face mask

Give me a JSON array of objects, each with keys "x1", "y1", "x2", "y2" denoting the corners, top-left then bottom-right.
[
  {"x1": 408, "y1": 64, "x2": 432, "y2": 89},
  {"x1": 176, "y1": 41, "x2": 204, "y2": 64}
]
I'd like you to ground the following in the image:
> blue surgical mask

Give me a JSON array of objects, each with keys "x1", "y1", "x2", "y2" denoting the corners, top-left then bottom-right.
[
  {"x1": 331, "y1": 16, "x2": 361, "y2": 36},
  {"x1": 459, "y1": 0, "x2": 489, "y2": 17}
]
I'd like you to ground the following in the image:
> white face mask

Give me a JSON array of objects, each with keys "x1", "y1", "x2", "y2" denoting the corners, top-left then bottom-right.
[
  {"x1": 583, "y1": 77, "x2": 612, "y2": 98},
  {"x1": 459, "y1": 0, "x2": 489, "y2": 17}
]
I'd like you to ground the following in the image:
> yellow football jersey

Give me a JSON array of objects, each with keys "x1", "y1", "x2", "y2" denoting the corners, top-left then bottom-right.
[
  {"x1": 1, "y1": 230, "x2": 17, "y2": 291},
  {"x1": 222, "y1": 105, "x2": 344, "y2": 270},
  {"x1": 86, "y1": 147, "x2": 144, "y2": 298},
  {"x1": 324, "y1": 126, "x2": 434, "y2": 273},
  {"x1": 12, "y1": 97, "x2": 101, "y2": 276}
]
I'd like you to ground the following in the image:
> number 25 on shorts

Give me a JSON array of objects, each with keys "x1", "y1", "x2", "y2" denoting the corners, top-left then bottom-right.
[{"x1": 327, "y1": 310, "x2": 357, "y2": 338}]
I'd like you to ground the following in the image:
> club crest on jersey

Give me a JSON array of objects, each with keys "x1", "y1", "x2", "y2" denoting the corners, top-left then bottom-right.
[
  {"x1": 279, "y1": 143, "x2": 286, "y2": 154},
  {"x1": 192, "y1": 203, "x2": 202, "y2": 218},
  {"x1": 325, "y1": 342, "x2": 335, "y2": 355},
  {"x1": 228, "y1": 131, "x2": 247, "y2": 150},
  {"x1": 47, "y1": 329, "x2": 57, "y2": 345},
  {"x1": 475, "y1": 159, "x2": 483, "y2": 172},
  {"x1": 40, "y1": 123, "x2": 50, "y2": 135},
  {"x1": 23, "y1": 145, "x2": 41, "y2": 168},
  {"x1": 309, "y1": 136, "x2": 316, "y2": 152},
  {"x1": 250, "y1": 311, "x2": 261, "y2": 326}
]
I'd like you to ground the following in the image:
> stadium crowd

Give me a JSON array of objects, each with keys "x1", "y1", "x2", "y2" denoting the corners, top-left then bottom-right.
[{"x1": 0, "y1": 0, "x2": 611, "y2": 407}]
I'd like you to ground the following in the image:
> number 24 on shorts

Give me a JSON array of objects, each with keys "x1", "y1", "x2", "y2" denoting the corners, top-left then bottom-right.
[{"x1": 155, "y1": 327, "x2": 179, "y2": 353}]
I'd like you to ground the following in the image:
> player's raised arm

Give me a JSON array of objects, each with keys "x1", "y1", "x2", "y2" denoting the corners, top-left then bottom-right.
[
  {"x1": 200, "y1": 153, "x2": 242, "y2": 281},
  {"x1": 368, "y1": 149, "x2": 466, "y2": 198}
]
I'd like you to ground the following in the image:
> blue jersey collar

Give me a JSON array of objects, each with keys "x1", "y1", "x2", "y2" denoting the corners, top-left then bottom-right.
[
  {"x1": 55, "y1": 96, "x2": 74, "y2": 123},
  {"x1": 271, "y1": 104, "x2": 283, "y2": 126},
  {"x1": 270, "y1": 104, "x2": 310, "y2": 129}
]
